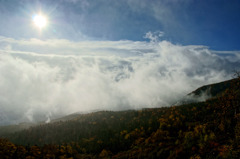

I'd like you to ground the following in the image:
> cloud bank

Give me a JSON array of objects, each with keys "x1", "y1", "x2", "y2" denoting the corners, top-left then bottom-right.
[{"x1": 0, "y1": 36, "x2": 239, "y2": 125}]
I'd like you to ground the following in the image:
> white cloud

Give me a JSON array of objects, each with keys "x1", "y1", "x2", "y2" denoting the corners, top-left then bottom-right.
[
  {"x1": 144, "y1": 31, "x2": 164, "y2": 42},
  {"x1": 0, "y1": 37, "x2": 239, "y2": 125}
]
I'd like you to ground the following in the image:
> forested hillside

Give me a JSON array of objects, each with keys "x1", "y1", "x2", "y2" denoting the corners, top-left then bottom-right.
[
  {"x1": 0, "y1": 75, "x2": 239, "y2": 159},
  {"x1": 177, "y1": 78, "x2": 237, "y2": 105}
]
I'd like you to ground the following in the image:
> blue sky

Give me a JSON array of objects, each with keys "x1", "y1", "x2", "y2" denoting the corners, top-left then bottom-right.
[{"x1": 0, "y1": 0, "x2": 240, "y2": 50}]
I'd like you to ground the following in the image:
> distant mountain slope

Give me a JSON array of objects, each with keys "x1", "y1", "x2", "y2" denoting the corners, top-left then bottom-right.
[
  {"x1": 176, "y1": 78, "x2": 237, "y2": 105},
  {"x1": 189, "y1": 78, "x2": 235, "y2": 98},
  {"x1": 0, "y1": 122, "x2": 35, "y2": 136}
]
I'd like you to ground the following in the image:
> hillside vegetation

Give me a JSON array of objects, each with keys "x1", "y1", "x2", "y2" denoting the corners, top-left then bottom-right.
[{"x1": 0, "y1": 75, "x2": 239, "y2": 159}]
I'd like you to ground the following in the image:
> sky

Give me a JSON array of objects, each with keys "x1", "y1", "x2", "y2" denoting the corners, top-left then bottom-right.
[
  {"x1": 0, "y1": 0, "x2": 240, "y2": 125},
  {"x1": 1, "y1": 0, "x2": 240, "y2": 50}
]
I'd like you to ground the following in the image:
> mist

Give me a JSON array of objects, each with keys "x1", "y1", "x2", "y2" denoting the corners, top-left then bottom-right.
[{"x1": 0, "y1": 38, "x2": 239, "y2": 125}]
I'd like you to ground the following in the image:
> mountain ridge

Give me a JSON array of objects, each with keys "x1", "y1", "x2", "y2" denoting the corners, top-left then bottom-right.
[{"x1": 176, "y1": 78, "x2": 237, "y2": 105}]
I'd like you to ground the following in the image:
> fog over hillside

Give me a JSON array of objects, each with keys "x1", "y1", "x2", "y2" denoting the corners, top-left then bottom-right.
[{"x1": 0, "y1": 37, "x2": 239, "y2": 125}]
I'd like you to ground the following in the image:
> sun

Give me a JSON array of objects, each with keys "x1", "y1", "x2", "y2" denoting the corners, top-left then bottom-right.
[{"x1": 32, "y1": 14, "x2": 47, "y2": 29}]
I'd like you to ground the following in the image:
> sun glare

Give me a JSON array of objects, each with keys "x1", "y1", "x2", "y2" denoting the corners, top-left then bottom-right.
[{"x1": 33, "y1": 14, "x2": 47, "y2": 29}]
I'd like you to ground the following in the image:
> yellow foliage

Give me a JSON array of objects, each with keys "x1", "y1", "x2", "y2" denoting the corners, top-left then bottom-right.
[
  {"x1": 218, "y1": 122, "x2": 225, "y2": 131},
  {"x1": 97, "y1": 140, "x2": 103, "y2": 144},
  {"x1": 99, "y1": 149, "x2": 111, "y2": 158},
  {"x1": 120, "y1": 130, "x2": 128, "y2": 136},
  {"x1": 190, "y1": 154, "x2": 201, "y2": 159},
  {"x1": 124, "y1": 134, "x2": 130, "y2": 140},
  {"x1": 66, "y1": 145, "x2": 73, "y2": 154}
]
